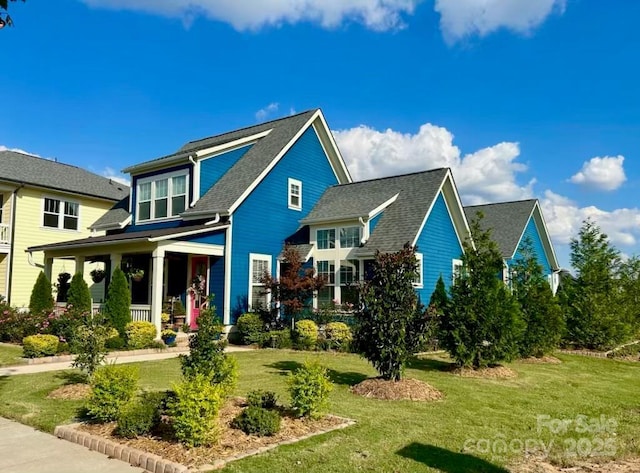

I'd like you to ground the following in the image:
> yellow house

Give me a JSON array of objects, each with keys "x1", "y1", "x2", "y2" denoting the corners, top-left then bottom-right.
[{"x1": 0, "y1": 150, "x2": 129, "y2": 308}]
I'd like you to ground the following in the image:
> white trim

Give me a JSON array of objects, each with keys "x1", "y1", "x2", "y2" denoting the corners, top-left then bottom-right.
[
  {"x1": 90, "y1": 215, "x2": 132, "y2": 232},
  {"x1": 41, "y1": 194, "x2": 81, "y2": 232},
  {"x1": 248, "y1": 253, "x2": 272, "y2": 312},
  {"x1": 148, "y1": 224, "x2": 229, "y2": 242},
  {"x1": 135, "y1": 169, "x2": 189, "y2": 225},
  {"x1": 452, "y1": 258, "x2": 463, "y2": 283},
  {"x1": 288, "y1": 178, "x2": 302, "y2": 211},
  {"x1": 157, "y1": 240, "x2": 224, "y2": 256},
  {"x1": 195, "y1": 130, "x2": 271, "y2": 159},
  {"x1": 412, "y1": 253, "x2": 424, "y2": 288},
  {"x1": 312, "y1": 114, "x2": 352, "y2": 184},
  {"x1": 368, "y1": 193, "x2": 399, "y2": 219},
  {"x1": 223, "y1": 220, "x2": 233, "y2": 325},
  {"x1": 532, "y1": 201, "x2": 560, "y2": 270},
  {"x1": 507, "y1": 201, "x2": 559, "y2": 271}
]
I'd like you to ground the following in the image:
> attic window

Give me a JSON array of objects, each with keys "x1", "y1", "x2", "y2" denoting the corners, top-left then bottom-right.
[
  {"x1": 137, "y1": 170, "x2": 188, "y2": 223},
  {"x1": 288, "y1": 178, "x2": 302, "y2": 211}
]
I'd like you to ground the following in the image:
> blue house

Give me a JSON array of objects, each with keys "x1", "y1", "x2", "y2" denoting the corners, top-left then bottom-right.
[{"x1": 463, "y1": 199, "x2": 560, "y2": 293}]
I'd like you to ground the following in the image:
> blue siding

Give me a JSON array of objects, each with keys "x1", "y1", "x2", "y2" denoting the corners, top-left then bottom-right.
[
  {"x1": 200, "y1": 144, "x2": 253, "y2": 196},
  {"x1": 181, "y1": 230, "x2": 226, "y2": 246},
  {"x1": 209, "y1": 256, "x2": 225, "y2": 318},
  {"x1": 369, "y1": 212, "x2": 383, "y2": 234},
  {"x1": 415, "y1": 192, "x2": 463, "y2": 300},
  {"x1": 229, "y1": 126, "x2": 340, "y2": 322},
  {"x1": 508, "y1": 216, "x2": 552, "y2": 275}
]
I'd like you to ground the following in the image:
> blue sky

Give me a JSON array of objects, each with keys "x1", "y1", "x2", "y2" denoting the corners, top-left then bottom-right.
[{"x1": 2, "y1": 0, "x2": 640, "y2": 268}]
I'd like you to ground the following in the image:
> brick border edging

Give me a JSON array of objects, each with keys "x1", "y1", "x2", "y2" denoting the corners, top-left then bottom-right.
[{"x1": 55, "y1": 416, "x2": 356, "y2": 472}]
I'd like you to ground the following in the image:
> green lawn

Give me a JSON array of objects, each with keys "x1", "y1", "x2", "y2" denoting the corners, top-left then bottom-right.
[
  {"x1": 0, "y1": 351, "x2": 637, "y2": 472},
  {"x1": 0, "y1": 343, "x2": 25, "y2": 367}
]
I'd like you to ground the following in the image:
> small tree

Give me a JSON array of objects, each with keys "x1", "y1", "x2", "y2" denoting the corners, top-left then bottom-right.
[
  {"x1": 440, "y1": 214, "x2": 524, "y2": 369},
  {"x1": 353, "y1": 244, "x2": 434, "y2": 381},
  {"x1": 66, "y1": 273, "x2": 92, "y2": 314},
  {"x1": 71, "y1": 313, "x2": 109, "y2": 381},
  {"x1": 429, "y1": 275, "x2": 449, "y2": 314},
  {"x1": 261, "y1": 244, "x2": 325, "y2": 325},
  {"x1": 510, "y1": 237, "x2": 565, "y2": 357},
  {"x1": 103, "y1": 268, "x2": 131, "y2": 336},
  {"x1": 29, "y1": 271, "x2": 54, "y2": 315}
]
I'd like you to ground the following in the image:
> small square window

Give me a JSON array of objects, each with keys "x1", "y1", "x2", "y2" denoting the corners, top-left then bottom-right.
[
  {"x1": 317, "y1": 229, "x2": 336, "y2": 250},
  {"x1": 288, "y1": 178, "x2": 302, "y2": 210}
]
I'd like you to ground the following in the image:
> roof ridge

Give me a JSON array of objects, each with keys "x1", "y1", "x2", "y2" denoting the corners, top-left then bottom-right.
[
  {"x1": 332, "y1": 167, "x2": 449, "y2": 187},
  {"x1": 464, "y1": 198, "x2": 537, "y2": 208},
  {"x1": 0, "y1": 150, "x2": 83, "y2": 170},
  {"x1": 181, "y1": 109, "x2": 319, "y2": 150}
]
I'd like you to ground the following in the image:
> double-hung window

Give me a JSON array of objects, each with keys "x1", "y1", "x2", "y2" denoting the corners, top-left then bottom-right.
[
  {"x1": 317, "y1": 260, "x2": 335, "y2": 305},
  {"x1": 249, "y1": 254, "x2": 271, "y2": 311},
  {"x1": 43, "y1": 197, "x2": 79, "y2": 230},
  {"x1": 412, "y1": 253, "x2": 424, "y2": 288},
  {"x1": 137, "y1": 171, "x2": 188, "y2": 223},
  {"x1": 339, "y1": 227, "x2": 360, "y2": 248},
  {"x1": 317, "y1": 229, "x2": 336, "y2": 250},
  {"x1": 339, "y1": 259, "x2": 360, "y2": 306},
  {"x1": 288, "y1": 178, "x2": 302, "y2": 210}
]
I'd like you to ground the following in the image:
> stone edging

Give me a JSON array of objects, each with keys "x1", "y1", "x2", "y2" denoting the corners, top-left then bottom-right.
[
  {"x1": 55, "y1": 415, "x2": 356, "y2": 472},
  {"x1": 26, "y1": 346, "x2": 189, "y2": 365}
]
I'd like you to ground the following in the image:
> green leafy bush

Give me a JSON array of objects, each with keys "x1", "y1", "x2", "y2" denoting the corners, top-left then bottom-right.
[
  {"x1": 236, "y1": 313, "x2": 264, "y2": 345},
  {"x1": 247, "y1": 389, "x2": 278, "y2": 409},
  {"x1": 72, "y1": 314, "x2": 110, "y2": 380},
  {"x1": 324, "y1": 322, "x2": 352, "y2": 351},
  {"x1": 87, "y1": 364, "x2": 139, "y2": 422},
  {"x1": 116, "y1": 392, "x2": 164, "y2": 438},
  {"x1": 260, "y1": 329, "x2": 292, "y2": 349},
  {"x1": 288, "y1": 361, "x2": 333, "y2": 418},
  {"x1": 125, "y1": 321, "x2": 157, "y2": 349},
  {"x1": 104, "y1": 268, "x2": 131, "y2": 336},
  {"x1": 231, "y1": 406, "x2": 281, "y2": 436},
  {"x1": 294, "y1": 319, "x2": 318, "y2": 350},
  {"x1": 22, "y1": 334, "x2": 59, "y2": 358},
  {"x1": 168, "y1": 373, "x2": 224, "y2": 447},
  {"x1": 66, "y1": 273, "x2": 92, "y2": 314},
  {"x1": 48, "y1": 309, "x2": 84, "y2": 346},
  {"x1": 29, "y1": 271, "x2": 54, "y2": 316},
  {"x1": 0, "y1": 299, "x2": 43, "y2": 343}
]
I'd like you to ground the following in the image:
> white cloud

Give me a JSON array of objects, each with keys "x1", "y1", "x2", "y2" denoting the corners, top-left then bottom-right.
[
  {"x1": 101, "y1": 167, "x2": 131, "y2": 186},
  {"x1": 569, "y1": 155, "x2": 626, "y2": 191},
  {"x1": 80, "y1": 0, "x2": 417, "y2": 31},
  {"x1": 0, "y1": 145, "x2": 40, "y2": 157},
  {"x1": 255, "y1": 102, "x2": 280, "y2": 122},
  {"x1": 333, "y1": 122, "x2": 534, "y2": 205},
  {"x1": 434, "y1": 0, "x2": 566, "y2": 43}
]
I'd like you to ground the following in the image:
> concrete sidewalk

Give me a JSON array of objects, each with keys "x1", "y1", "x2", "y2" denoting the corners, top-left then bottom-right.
[{"x1": 0, "y1": 417, "x2": 145, "y2": 473}]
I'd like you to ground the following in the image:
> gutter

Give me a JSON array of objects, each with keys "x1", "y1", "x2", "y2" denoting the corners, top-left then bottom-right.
[{"x1": 7, "y1": 183, "x2": 25, "y2": 304}]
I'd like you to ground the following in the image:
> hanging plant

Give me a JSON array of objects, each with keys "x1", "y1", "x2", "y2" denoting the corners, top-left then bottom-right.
[
  {"x1": 129, "y1": 268, "x2": 145, "y2": 282},
  {"x1": 90, "y1": 268, "x2": 106, "y2": 283}
]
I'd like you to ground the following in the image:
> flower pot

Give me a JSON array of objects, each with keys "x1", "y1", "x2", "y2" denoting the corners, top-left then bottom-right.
[
  {"x1": 132, "y1": 274, "x2": 144, "y2": 282},
  {"x1": 162, "y1": 335, "x2": 176, "y2": 345}
]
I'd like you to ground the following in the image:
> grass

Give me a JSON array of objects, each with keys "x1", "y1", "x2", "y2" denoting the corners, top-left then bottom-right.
[
  {"x1": 0, "y1": 343, "x2": 25, "y2": 367},
  {"x1": 0, "y1": 351, "x2": 638, "y2": 472}
]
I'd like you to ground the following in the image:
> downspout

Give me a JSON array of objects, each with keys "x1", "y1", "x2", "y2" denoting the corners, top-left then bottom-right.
[
  {"x1": 188, "y1": 154, "x2": 199, "y2": 207},
  {"x1": 6, "y1": 183, "x2": 25, "y2": 305},
  {"x1": 205, "y1": 213, "x2": 221, "y2": 225},
  {"x1": 359, "y1": 216, "x2": 368, "y2": 244}
]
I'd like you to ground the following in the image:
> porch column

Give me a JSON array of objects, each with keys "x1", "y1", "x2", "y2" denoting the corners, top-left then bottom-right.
[
  {"x1": 151, "y1": 248, "x2": 165, "y2": 338},
  {"x1": 110, "y1": 253, "x2": 122, "y2": 276},
  {"x1": 74, "y1": 256, "x2": 86, "y2": 275},
  {"x1": 43, "y1": 254, "x2": 53, "y2": 282}
]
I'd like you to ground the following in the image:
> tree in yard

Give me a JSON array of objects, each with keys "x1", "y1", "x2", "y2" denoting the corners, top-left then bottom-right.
[
  {"x1": 353, "y1": 244, "x2": 435, "y2": 381},
  {"x1": 103, "y1": 268, "x2": 131, "y2": 336},
  {"x1": 563, "y1": 219, "x2": 631, "y2": 349},
  {"x1": 510, "y1": 237, "x2": 565, "y2": 358},
  {"x1": 439, "y1": 213, "x2": 524, "y2": 369},
  {"x1": 616, "y1": 256, "x2": 640, "y2": 339},
  {"x1": 29, "y1": 271, "x2": 54, "y2": 316},
  {"x1": 429, "y1": 275, "x2": 449, "y2": 314},
  {"x1": 66, "y1": 273, "x2": 92, "y2": 314},
  {"x1": 261, "y1": 244, "x2": 325, "y2": 325}
]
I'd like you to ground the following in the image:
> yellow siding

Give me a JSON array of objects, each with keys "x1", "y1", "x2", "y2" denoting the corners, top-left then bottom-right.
[
  {"x1": 9, "y1": 186, "x2": 115, "y2": 308},
  {"x1": 0, "y1": 254, "x2": 7, "y2": 300},
  {"x1": 0, "y1": 192, "x2": 10, "y2": 224}
]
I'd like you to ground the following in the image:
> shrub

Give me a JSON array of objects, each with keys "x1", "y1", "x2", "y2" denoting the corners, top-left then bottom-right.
[
  {"x1": 72, "y1": 314, "x2": 110, "y2": 380},
  {"x1": 48, "y1": 309, "x2": 84, "y2": 346},
  {"x1": 260, "y1": 329, "x2": 292, "y2": 349},
  {"x1": 29, "y1": 271, "x2": 54, "y2": 316},
  {"x1": 22, "y1": 334, "x2": 59, "y2": 358},
  {"x1": 236, "y1": 313, "x2": 264, "y2": 345},
  {"x1": 231, "y1": 406, "x2": 281, "y2": 436},
  {"x1": 66, "y1": 273, "x2": 92, "y2": 314},
  {"x1": 294, "y1": 319, "x2": 318, "y2": 350},
  {"x1": 116, "y1": 392, "x2": 164, "y2": 438},
  {"x1": 324, "y1": 322, "x2": 352, "y2": 351},
  {"x1": 168, "y1": 373, "x2": 224, "y2": 447},
  {"x1": 87, "y1": 364, "x2": 139, "y2": 422},
  {"x1": 0, "y1": 301, "x2": 43, "y2": 343},
  {"x1": 104, "y1": 268, "x2": 131, "y2": 336},
  {"x1": 125, "y1": 321, "x2": 157, "y2": 349},
  {"x1": 288, "y1": 361, "x2": 333, "y2": 419},
  {"x1": 246, "y1": 389, "x2": 278, "y2": 409}
]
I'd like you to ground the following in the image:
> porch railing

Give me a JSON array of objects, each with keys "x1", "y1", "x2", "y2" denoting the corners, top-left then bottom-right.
[
  {"x1": 0, "y1": 223, "x2": 9, "y2": 245},
  {"x1": 91, "y1": 303, "x2": 152, "y2": 323}
]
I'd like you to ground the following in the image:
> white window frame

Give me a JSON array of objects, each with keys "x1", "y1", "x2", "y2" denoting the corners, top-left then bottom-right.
[
  {"x1": 248, "y1": 253, "x2": 272, "y2": 312},
  {"x1": 288, "y1": 178, "x2": 302, "y2": 211},
  {"x1": 136, "y1": 169, "x2": 189, "y2": 224},
  {"x1": 316, "y1": 228, "x2": 336, "y2": 250},
  {"x1": 452, "y1": 258, "x2": 463, "y2": 283},
  {"x1": 412, "y1": 252, "x2": 423, "y2": 288},
  {"x1": 316, "y1": 260, "x2": 336, "y2": 305},
  {"x1": 42, "y1": 196, "x2": 80, "y2": 231},
  {"x1": 339, "y1": 226, "x2": 361, "y2": 248}
]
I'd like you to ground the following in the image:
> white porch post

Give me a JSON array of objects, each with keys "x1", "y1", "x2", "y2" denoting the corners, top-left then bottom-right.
[
  {"x1": 110, "y1": 253, "x2": 122, "y2": 276},
  {"x1": 151, "y1": 248, "x2": 165, "y2": 338},
  {"x1": 74, "y1": 256, "x2": 86, "y2": 275},
  {"x1": 44, "y1": 254, "x2": 53, "y2": 282}
]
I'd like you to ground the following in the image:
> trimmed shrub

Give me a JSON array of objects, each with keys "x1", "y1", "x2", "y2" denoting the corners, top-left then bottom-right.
[
  {"x1": 87, "y1": 364, "x2": 139, "y2": 422},
  {"x1": 324, "y1": 322, "x2": 352, "y2": 351},
  {"x1": 168, "y1": 373, "x2": 224, "y2": 447},
  {"x1": 294, "y1": 319, "x2": 318, "y2": 350},
  {"x1": 288, "y1": 361, "x2": 333, "y2": 419},
  {"x1": 104, "y1": 268, "x2": 131, "y2": 336},
  {"x1": 125, "y1": 321, "x2": 157, "y2": 349},
  {"x1": 116, "y1": 392, "x2": 164, "y2": 438},
  {"x1": 260, "y1": 329, "x2": 292, "y2": 349},
  {"x1": 29, "y1": 271, "x2": 54, "y2": 316},
  {"x1": 67, "y1": 273, "x2": 92, "y2": 314},
  {"x1": 231, "y1": 406, "x2": 281, "y2": 436},
  {"x1": 247, "y1": 389, "x2": 278, "y2": 409},
  {"x1": 22, "y1": 334, "x2": 59, "y2": 358},
  {"x1": 236, "y1": 313, "x2": 264, "y2": 345}
]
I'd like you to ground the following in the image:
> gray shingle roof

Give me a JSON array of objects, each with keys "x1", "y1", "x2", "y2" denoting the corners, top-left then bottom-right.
[
  {"x1": 89, "y1": 196, "x2": 130, "y2": 230},
  {"x1": 463, "y1": 199, "x2": 537, "y2": 258},
  {"x1": 0, "y1": 151, "x2": 129, "y2": 201},
  {"x1": 304, "y1": 169, "x2": 449, "y2": 255}
]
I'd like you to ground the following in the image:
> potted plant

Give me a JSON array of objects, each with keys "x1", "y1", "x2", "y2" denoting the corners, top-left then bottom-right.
[
  {"x1": 172, "y1": 298, "x2": 187, "y2": 327},
  {"x1": 161, "y1": 329, "x2": 177, "y2": 345},
  {"x1": 129, "y1": 268, "x2": 145, "y2": 282},
  {"x1": 90, "y1": 268, "x2": 106, "y2": 283},
  {"x1": 161, "y1": 312, "x2": 171, "y2": 329}
]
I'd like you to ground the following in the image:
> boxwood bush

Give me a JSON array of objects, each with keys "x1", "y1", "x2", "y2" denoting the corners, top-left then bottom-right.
[
  {"x1": 87, "y1": 364, "x2": 139, "y2": 422},
  {"x1": 231, "y1": 405, "x2": 281, "y2": 436},
  {"x1": 288, "y1": 361, "x2": 333, "y2": 418},
  {"x1": 247, "y1": 389, "x2": 278, "y2": 409},
  {"x1": 22, "y1": 334, "x2": 60, "y2": 358},
  {"x1": 324, "y1": 322, "x2": 352, "y2": 351},
  {"x1": 294, "y1": 319, "x2": 318, "y2": 350},
  {"x1": 125, "y1": 321, "x2": 157, "y2": 349},
  {"x1": 236, "y1": 313, "x2": 264, "y2": 345},
  {"x1": 116, "y1": 391, "x2": 165, "y2": 438}
]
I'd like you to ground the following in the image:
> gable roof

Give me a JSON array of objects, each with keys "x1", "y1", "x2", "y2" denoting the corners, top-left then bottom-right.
[
  {"x1": 0, "y1": 151, "x2": 129, "y2": 202},
  {"x1": 89, "y1": 196, "x2": 131, "y2": 231},
  {"x1": 303, "y1": 168, "x2": 469, "y2": 255},
  {"x1": 464, "y1": 199, "x2": 559, "y2": 269}
]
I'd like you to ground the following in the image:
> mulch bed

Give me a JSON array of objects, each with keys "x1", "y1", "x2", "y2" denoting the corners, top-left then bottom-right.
[
  {"x1": 451, "y1": 365, "x2": 517, "y2": 379},
  {"x1": 518, "y1": 355, "x2": 562, "y2": 364},
  {"x1": 350, "y1": 378, "x2": 443, "y2": 401},
  {"x1": 512, "y1": 455, "x2": 640, "y2": 473},
  {"x1": 47, "y1": 384, "x2": 91, "y2": 400},
  {"x1": 78, "y1": 397, "x2": 347, "y2": 469}
]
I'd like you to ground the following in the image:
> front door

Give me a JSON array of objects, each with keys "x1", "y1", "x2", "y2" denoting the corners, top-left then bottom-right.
[{"x1": 190, "y1": 256, "x2": 208, "y2": 329}]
